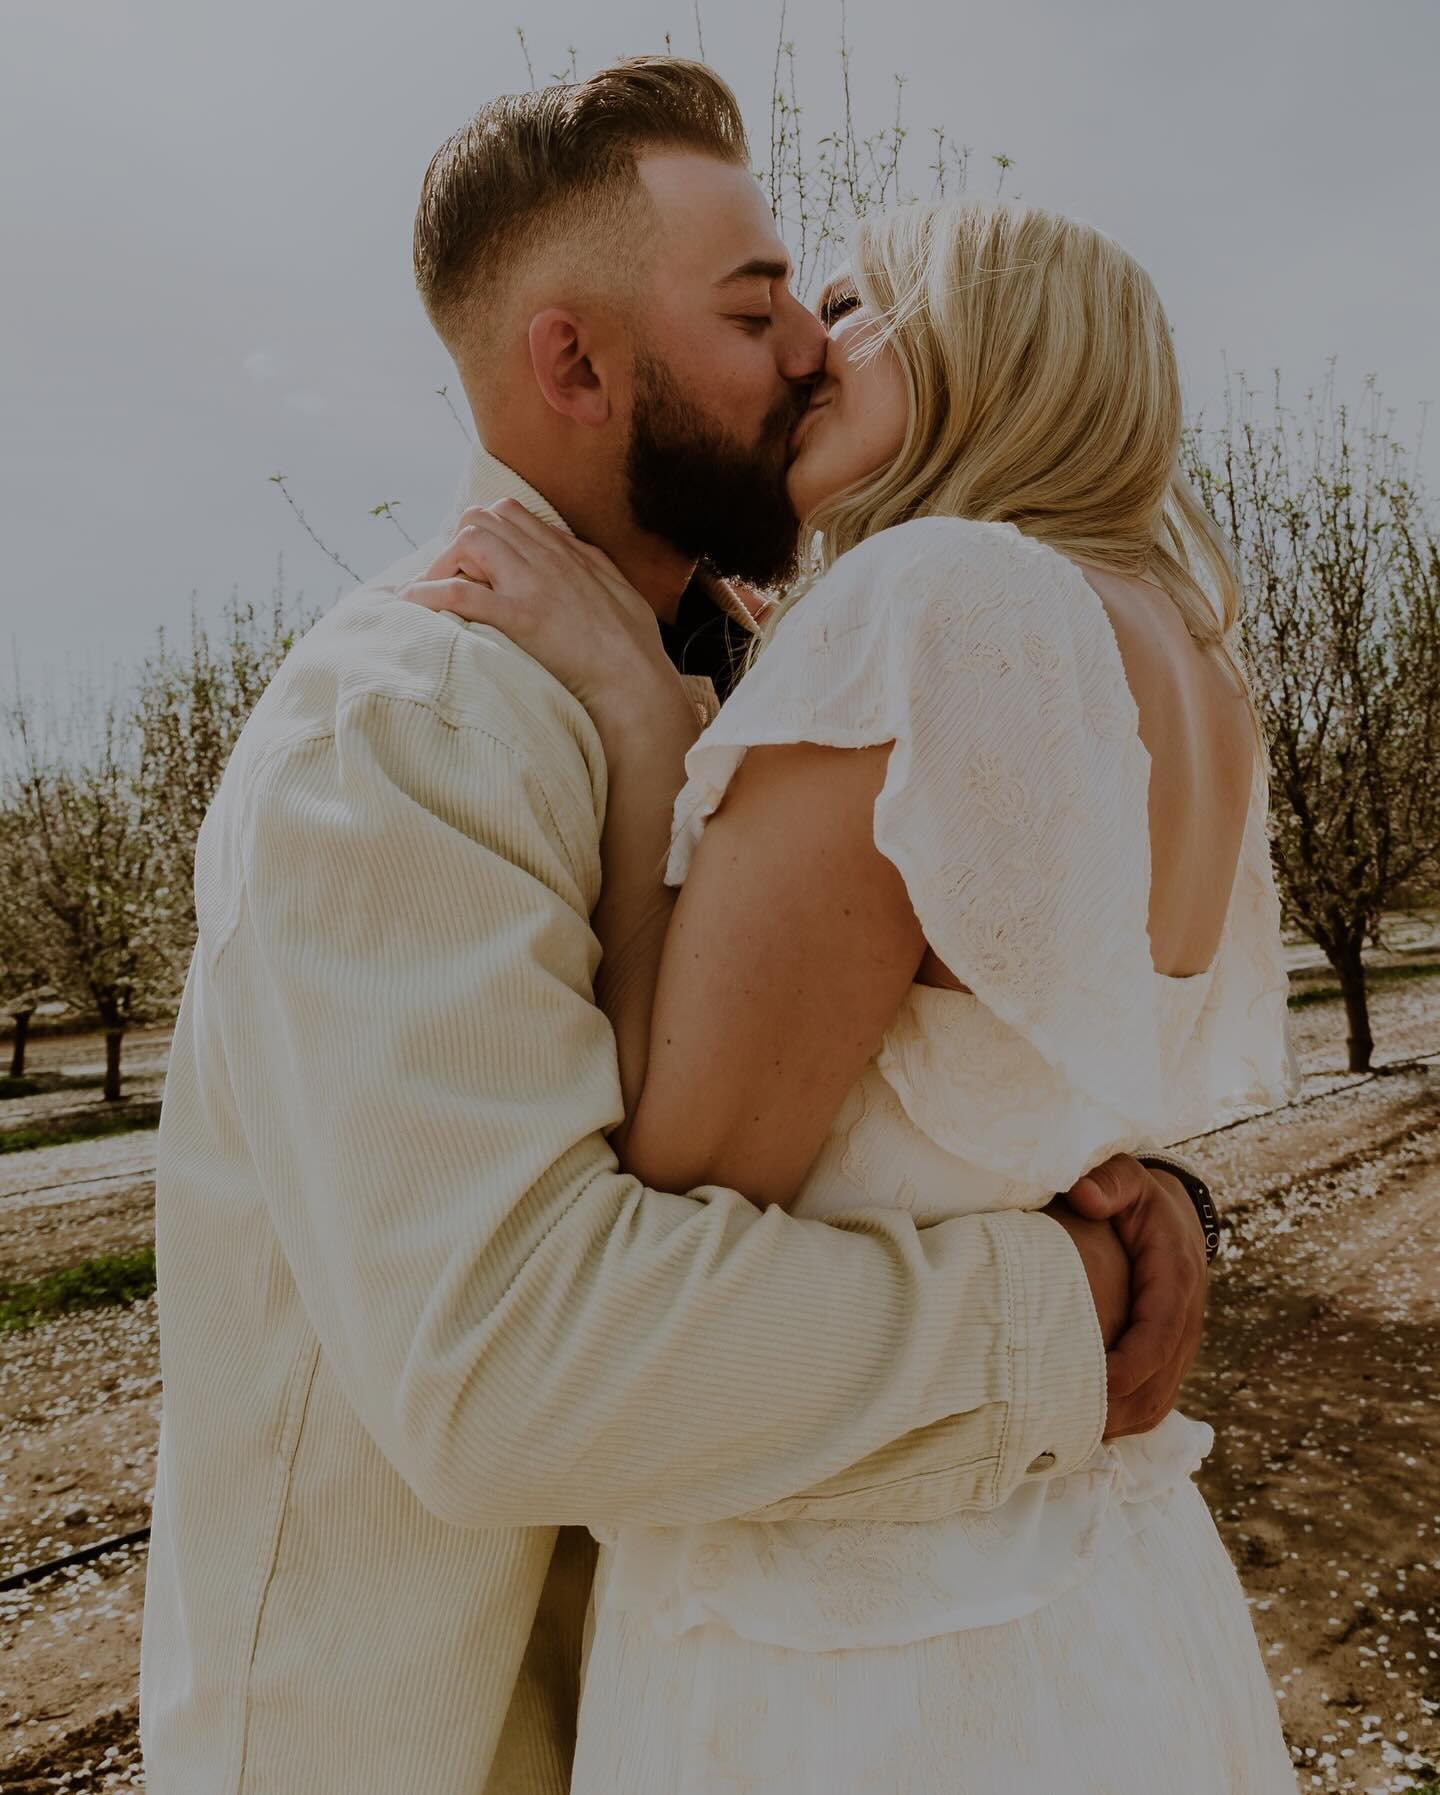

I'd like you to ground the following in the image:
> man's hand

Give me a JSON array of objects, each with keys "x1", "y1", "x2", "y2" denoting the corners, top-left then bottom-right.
[
  {"x1": 1042, "y1": 1200, "x2": 1130, "y2": 1348},
  {"x1": 1062, "y1": 1155, "x2": 1209, "y2": 1440}
]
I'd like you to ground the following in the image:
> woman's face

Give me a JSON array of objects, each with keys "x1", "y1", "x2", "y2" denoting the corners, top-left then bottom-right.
[{"x1": 785, "y1": 274, "x2": 911, "y2": 524}]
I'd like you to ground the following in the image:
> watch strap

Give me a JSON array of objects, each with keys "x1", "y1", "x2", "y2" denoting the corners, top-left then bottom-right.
[{"x1": 1137, "y1": 1152, "x2": 1221, "y2": 1263}]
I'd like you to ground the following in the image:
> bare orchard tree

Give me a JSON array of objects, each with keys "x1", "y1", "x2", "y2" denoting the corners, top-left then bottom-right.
[
  {"x1": 3, "y1": 689, "x2": 181, "y2": 1101},
  {"x1": 760, "y1": 4, "x2": 1009, "y2": 299},
  {"x1": 134, "y1": 582, "x2": 314, "y2": 973},
  {"x1": 1186, "y1": 376, "x2": 1440, "y2": 1071},
  {"x1": 0, "y1": 806, "x2": 56, "y2": 1079}
]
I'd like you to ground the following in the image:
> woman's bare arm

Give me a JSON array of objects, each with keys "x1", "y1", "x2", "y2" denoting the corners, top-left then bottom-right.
[
  {"x1": 621, "y1": 740, "x2": 928, "y2": 1206},
  {"x1": 388, "y1": 495, "x2": 706, "y2": 1125},
  {"x1": 588, "y1": 695, "x2": 701, "y2": 1124}
]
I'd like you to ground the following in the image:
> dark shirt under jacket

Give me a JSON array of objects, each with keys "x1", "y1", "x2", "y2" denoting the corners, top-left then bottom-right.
[{"x1": 657, "y1": 571, "x2": 753, "y2": 705}]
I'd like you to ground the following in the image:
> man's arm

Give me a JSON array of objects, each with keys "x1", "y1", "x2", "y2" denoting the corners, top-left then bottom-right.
[{"x1": 220, "y1": 666, "x2": 1108, "y2": 1531}]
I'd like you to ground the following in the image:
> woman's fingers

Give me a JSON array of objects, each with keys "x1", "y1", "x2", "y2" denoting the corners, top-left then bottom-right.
[
  {"x1": 425, "y1": 511, "x2": 538, "y2": 589},
  {"x1": 462, "y1": 501, "x2": 585, "y2": 581},
  {"x1": 489, "y1": 498, "x2": 610, "y2": 570},
  {"x1": 443, "y1": 503, "x2": 649, "y2": 617},
  {"x1": 495, "y1": 504, "x2": 664, "y2": 635},
  {"x1": 489, "y1": 500, "x2": 635, "y2": 589},
  {"x1": 392, "y1": 504, "x2": 690, "y2": 721},
  {"x1": 398, "y1": 502, "x2": 670, "y2": 707},
  {"x1": 487, "y1": 498, "x2": 580, "y2": 561},
  {"x1": 398, "y1": 577, "x2": 533, "y2": 633}
]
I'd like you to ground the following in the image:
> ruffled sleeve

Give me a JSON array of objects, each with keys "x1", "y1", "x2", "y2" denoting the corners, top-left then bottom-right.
[{"x1": 668, "y1": 517, "x2": 1196, "y2": 1142}]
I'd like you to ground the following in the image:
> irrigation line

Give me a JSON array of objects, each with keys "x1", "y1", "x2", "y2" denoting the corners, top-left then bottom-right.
[
  {"x1": 0, "y1": 1527, "x2": 152, "y2": 1594},
  {"x1": 1178, "y1": 1045, "x2": 1439, "y2": 1147},
  {"x1": 0, "y1": 1166, "x2": 158, "y2": 1205}
]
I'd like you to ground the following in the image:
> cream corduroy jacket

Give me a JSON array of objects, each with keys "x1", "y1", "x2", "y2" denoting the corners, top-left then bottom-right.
[{"x1": 138, "y1": 448, "x2": 1107, "y2": 1795}]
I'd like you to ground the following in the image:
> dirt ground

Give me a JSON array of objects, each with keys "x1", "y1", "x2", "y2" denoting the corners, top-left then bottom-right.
[
  {"x1": 1, "y1": 974, "x2": 1437, "y2": 1792},
  {"x1": 1185, "y1": 1073, "x2": 1440, "y2": 1789},
  {"x1": 13, "y1": 1024, "x2": 175, "y2": 1077}
]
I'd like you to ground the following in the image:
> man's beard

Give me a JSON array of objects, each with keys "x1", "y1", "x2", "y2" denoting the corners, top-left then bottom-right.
[{"x1": 624, "y1": 351, "x2": 806, "y2": 588}]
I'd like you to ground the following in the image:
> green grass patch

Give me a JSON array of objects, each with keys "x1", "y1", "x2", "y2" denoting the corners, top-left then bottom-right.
[
  {"x1": 0, "y1": 1075, "x2": 42, "y2": 1100},
  {"x1": 0, "y1": 1248, "x2": 157, "y2": 1332},
  {"x1": 1289, "y1": 958, "x2": 1440, "y2": 1009},
  {"x1": 0, "y1": 1107, "x2": 160, "y2": 1155}
]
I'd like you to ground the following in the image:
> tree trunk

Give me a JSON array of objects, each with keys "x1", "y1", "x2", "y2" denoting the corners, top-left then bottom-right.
[
  {"x1": 103, "y1": 1028, "x2": 125, "y2": 1103},
  {"x1": 1335, "y1": 942, "x2": 1374, "y2": 1073},
  {"x1": 9, "y1": 1010, "x2": 32, "y2": 1079}
]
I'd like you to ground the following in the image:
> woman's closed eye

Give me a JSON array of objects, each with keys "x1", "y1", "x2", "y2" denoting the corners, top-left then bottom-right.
[{"x1": 819, "y1": 287, "x2": 861, "y2": 328}]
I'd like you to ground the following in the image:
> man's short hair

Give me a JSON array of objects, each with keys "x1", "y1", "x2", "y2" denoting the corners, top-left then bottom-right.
[{"x1": 414, "y1": 57, "x2": 750, "y2": 360}]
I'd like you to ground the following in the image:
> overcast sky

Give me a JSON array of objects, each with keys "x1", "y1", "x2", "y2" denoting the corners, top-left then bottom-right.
[{"x1": 3, "y1": 0, "x2": 1436, "y2": 685}]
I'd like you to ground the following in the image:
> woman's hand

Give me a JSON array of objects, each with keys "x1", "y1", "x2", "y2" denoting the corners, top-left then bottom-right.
[
  {"x1": 399, "y1": 498, "x2": 689, "y2": 733},
  {"x1": 401, "y1": 501, "x2": 700, "y2": 1123}
]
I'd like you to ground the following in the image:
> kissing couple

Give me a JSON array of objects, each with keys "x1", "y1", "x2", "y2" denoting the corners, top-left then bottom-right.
[{"x1": 140, "y1": 54, "x2": 1300, "y2": 1795}]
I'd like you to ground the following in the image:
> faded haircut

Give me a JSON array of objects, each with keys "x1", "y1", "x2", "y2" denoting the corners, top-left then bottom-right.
[{"x1": 413, "y1": 57, "x2": 750, "y2": 369}]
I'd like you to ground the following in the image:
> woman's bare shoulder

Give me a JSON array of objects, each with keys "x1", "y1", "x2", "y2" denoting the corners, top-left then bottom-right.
[{"x1": 1077, "y1": 565, "x2": 1250, "y2": 744}]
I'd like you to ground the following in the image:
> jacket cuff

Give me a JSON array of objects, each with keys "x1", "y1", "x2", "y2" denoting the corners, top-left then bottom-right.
[{"x1": 989, "y1": 1208, "x2": 1108, "y2": 1500}]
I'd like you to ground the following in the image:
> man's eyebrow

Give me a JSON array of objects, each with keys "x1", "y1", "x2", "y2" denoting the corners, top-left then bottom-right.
[{"x1": 714, "y1": 257, "x2": 791, "y2": 289}]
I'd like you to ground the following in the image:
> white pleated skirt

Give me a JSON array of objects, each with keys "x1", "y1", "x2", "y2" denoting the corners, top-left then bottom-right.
[{"x1": 572, "y1": 1478, "x2": 1296, "y2": 1795}]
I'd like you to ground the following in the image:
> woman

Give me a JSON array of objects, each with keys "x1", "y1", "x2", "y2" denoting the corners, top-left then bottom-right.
[{"x1": 411, "y1": 201, "x2": 1298, "y2": 1792}]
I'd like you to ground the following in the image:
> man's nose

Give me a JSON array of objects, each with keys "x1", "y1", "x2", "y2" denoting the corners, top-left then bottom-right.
[{"x1": 775, "y1": 290, "x2": 830, "y2": 384}]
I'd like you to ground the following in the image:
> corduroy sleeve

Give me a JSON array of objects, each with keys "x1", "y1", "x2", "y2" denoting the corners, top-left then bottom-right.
[{"x1": 220, "y1": 678, "x2": 1105, "y2": 1531}]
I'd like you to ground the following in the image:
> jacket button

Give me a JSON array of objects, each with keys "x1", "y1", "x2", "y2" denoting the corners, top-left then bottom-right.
[{"x1": 1027, "y1": 1451, "x2": 1057, "y2": 1473}]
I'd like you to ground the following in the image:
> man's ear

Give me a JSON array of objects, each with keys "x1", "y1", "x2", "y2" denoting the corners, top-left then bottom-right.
[{"x1": 526, "y1": 307, "x2": 612, "y2": 427}]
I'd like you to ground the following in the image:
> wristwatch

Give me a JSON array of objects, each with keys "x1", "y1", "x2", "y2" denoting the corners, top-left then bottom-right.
[{"x1": 1136, "y1": 1153, "x2": 1222, "y2": 1263}]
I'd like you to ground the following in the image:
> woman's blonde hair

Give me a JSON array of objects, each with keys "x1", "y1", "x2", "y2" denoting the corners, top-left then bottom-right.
[{"x1": 780, "y1": 200, "x2": 1257, "y2": 732}]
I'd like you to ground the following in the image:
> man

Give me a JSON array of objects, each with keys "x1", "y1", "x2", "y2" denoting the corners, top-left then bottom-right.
[{"x1": 140, "y1": 58, "x2": 1212, "y2": 1795}]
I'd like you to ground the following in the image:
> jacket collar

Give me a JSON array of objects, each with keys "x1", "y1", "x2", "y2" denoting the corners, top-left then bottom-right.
[{"x1": 449, "y1": 442, "x2": 569, "y2": 534}]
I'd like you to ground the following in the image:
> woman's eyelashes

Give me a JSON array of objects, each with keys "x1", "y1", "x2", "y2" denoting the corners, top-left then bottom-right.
[{"x1": 820, "y1": 288, "x2": 861, "y2": 328}]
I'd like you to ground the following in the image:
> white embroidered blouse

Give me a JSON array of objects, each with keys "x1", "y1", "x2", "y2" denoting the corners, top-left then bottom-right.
[{"x1": 591, "y1": 515, "x2": 1299, "y2": 1650}]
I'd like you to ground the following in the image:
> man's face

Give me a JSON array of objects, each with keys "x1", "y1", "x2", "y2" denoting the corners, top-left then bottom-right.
[{"x1": 622, "y1": 153, "x2": 828, "y2": 586}]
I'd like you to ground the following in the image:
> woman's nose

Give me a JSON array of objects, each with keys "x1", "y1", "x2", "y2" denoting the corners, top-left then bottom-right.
[{"x1": 804, "y1": 333, "x2": 844, "y2": 400}]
